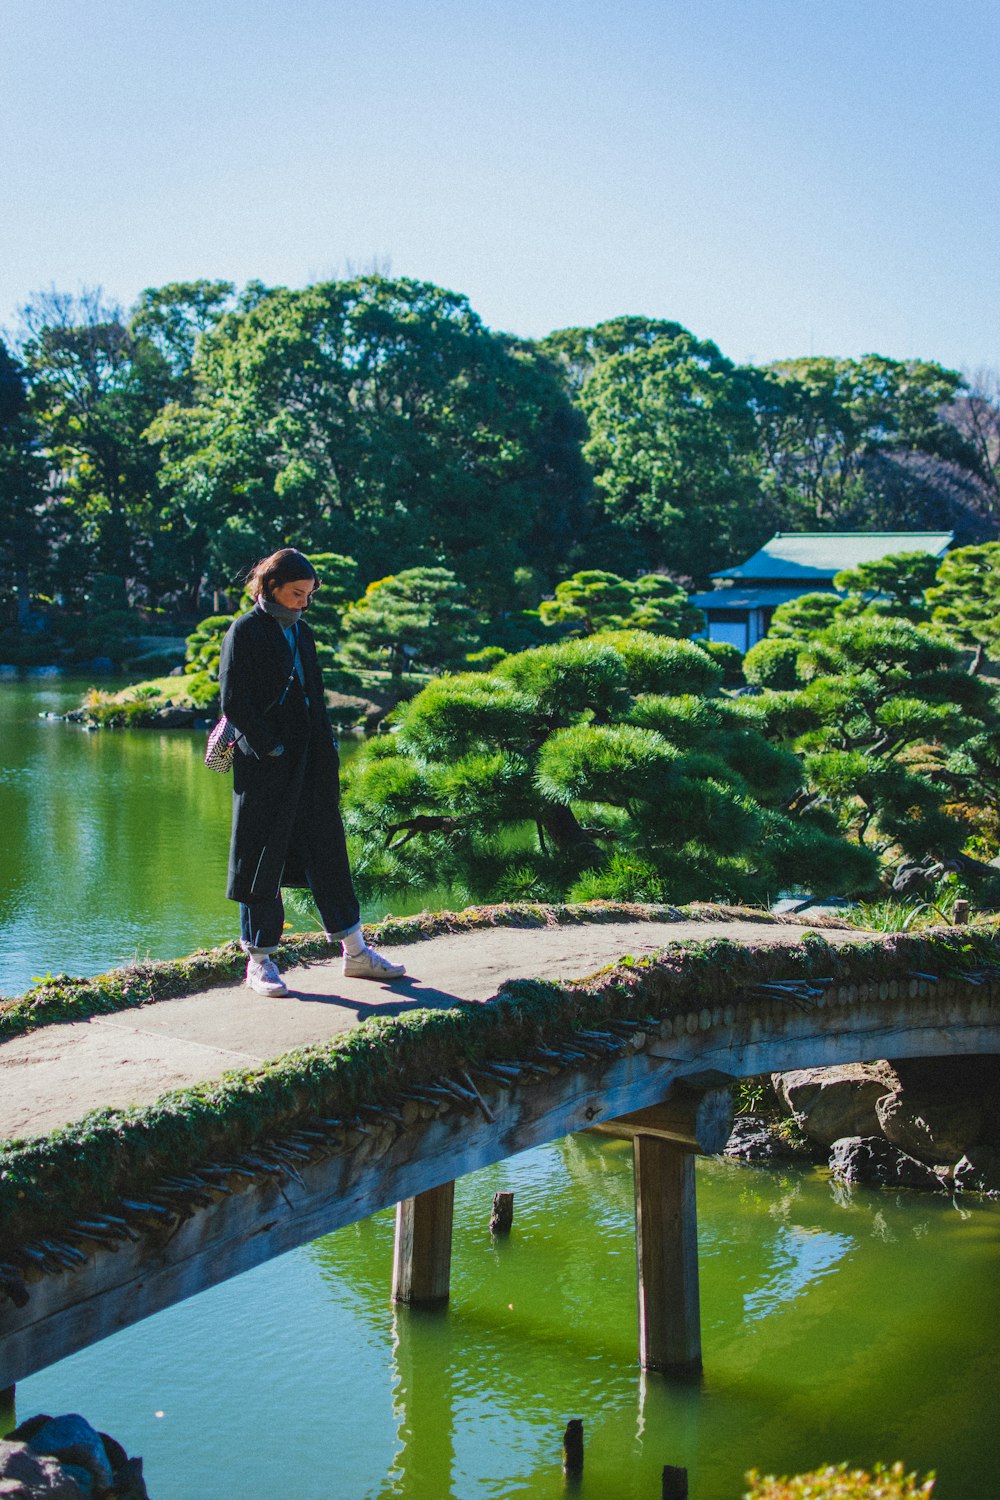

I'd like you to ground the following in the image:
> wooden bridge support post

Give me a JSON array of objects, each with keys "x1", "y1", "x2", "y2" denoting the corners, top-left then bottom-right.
[
  {"x1": 633, "y1": 1135, "x2": 702, "y2": 1376},
  {"x1": 392, "y1": 1181, "x2": 455, "y2": 1305}
]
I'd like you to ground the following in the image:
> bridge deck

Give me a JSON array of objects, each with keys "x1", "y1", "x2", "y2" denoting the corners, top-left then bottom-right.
[
  {"x1": 3, "y1": 910, "x2": 998, "y2": 1388},
  {"x1": 1, "y1": 918, "x2": 863, "y2": 1141}
]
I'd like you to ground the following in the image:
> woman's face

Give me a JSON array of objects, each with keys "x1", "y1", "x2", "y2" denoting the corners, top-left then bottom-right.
[{"x1": 271, "y1": 578, "x2": 316, "y2": 610}]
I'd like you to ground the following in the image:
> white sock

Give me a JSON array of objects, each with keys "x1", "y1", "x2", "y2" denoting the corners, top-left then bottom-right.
[{"x1": 342, "y1": 925, "x2": 367, "y2": 957}]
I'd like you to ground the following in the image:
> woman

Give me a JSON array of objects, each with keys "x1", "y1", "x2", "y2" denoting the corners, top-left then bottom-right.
[{"x1": 219, "y1": 547, "x2": 406, "y2": 995}]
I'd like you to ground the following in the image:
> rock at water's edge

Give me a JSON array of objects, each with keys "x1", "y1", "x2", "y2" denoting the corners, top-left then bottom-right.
[
  {"x1": 954, "y1": 1144, "x2": 1000, "y2": 1194},
  {"x1": 876, "y1": 1087, "x2": 985, "y2": 1166},
  {"x1": 724, "y1": 1116, "x2": 823, "y2": 1164},
  {"x1": 0, "y1": 1439, "x2": 87, "y2": 1497},
  {"x1": 25, "y1": 1417, "x2": 113, "y2": 1493},
  {"x1": 828, "y1": 1135, "x2": 945, "y2": 1191},
  {"x1": 772, "y1": 1064, "x2": 899, "y2": 1147}
]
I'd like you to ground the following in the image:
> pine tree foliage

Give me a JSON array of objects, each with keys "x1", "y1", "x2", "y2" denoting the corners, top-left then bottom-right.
[
  {"x1": 338, "y1": 566, "x2": 481, "y2": 684},
  {"x1": 341, "y1": 631, "x2": 878, "y2": 906},
  {"x1": 538, "y1": 568, "x2": 704, "y2": 637},
  {"x1": 926, "y1": 540, "x2": 1000, "y2": 654}
]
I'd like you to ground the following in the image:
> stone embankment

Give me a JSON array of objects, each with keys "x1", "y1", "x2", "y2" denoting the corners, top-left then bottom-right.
[
  {"x1": 729, "y1": 1056, "x2": 1000, "y2": 1192},
  {"x1": 0, "y1": 1412, "x2": 147, "y2": 1498}
]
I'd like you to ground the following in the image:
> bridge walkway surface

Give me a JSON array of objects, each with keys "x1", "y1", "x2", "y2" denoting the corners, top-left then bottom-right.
[{"x1": 0, "y1": 917, "x2": 864, "y2": 1142}]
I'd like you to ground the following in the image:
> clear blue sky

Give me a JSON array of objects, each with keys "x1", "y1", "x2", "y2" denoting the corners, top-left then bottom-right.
[{"x1": 2, "y1": 0, "x2": 997, "y2": 370}]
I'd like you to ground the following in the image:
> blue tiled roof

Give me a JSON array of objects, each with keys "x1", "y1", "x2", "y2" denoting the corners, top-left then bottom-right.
[
  {"x1": 713, "y1": 531, "x2": 954, "y2": 582},
  {"x1": 688, "y1": 585, "x2": 835, "y2": 611}
]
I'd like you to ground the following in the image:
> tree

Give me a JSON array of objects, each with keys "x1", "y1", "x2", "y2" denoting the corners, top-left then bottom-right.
[
  {"x1": 925, "y1": 541, "x2": 1000, "y2": 664},
  {"x1": 338, "y1": 566, "x2": 481, "y2": 687},
  {"x1": 148, "y1": 276, "x2": 590, "y2": 607},
  {"x1": 753, "y1": 354, "x2": 968, "y2": 527},
  {"x1": 302, "y1": 551, "x2": 359, "y2": 657},
  {"x1": 538, "y1": 569, "x2": 704, "y2": 637},
  {"x1": 18, "y1": 288, "x2": 173, "y2": 601},
  {"x1": 766, "y1": 592, "x2": 843, "y2": 640},
  {"x1": 745, "y1": 550, "x2": 944, "y2": 688},
  {"x1": 128, "y1": 280, "x2": 236, "y2": 401},
  {"x1": 764, "y1": 615, "x2": 997, "y2": 864},
  {"x1": 575, "y1": 326, "x2": 766, "y2": 582},
  {"x1": 0, "y1": 339, "x2": 46, "y2": 624},
  {"x1": 832, "y1": 550, "x2": 938, "y2": 622},
  {"x1": 539, "y1": 316, "x2": 700, "y2": 397},
  {"x1": 341, "y1": 631, "x2": 876, "y2": 907},
  {"x1": 945, "y1": 368, "x2": 1000, "y2": 513}
]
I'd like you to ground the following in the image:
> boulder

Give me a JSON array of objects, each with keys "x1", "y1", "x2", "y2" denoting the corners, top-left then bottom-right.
[
  {"x1": 150, "y1": 706, "x2": 195, "y2": 728},
  {"x1": 0, "y1": 1440, "x2": 86, "y2": 1498},
  {"x1": 3, "y1": 1418, "x2": 147, "y2": 1500},
  {"x1": 724, "y1": 1116, "x2": 824, "y2": 1164},
  {"x1": 106, "y1": 1456, "x2": 148, "y2": 1500},
  {"x1": 772, "y1": 1063, "x2": 899, "y2": 1147},
  {"x1": 954, "y1": 1145, "x2": 1000, "y2": 1194},
  {"x1": 24, "y1": 1418, "x2": 113, "y2": 1493},
  {"x1": 828, "y1": 1135, "x2": 945, "y2": 1191},
  {"x1": 876, "y1": 1088, "x2": 986, "y2": 1165}
]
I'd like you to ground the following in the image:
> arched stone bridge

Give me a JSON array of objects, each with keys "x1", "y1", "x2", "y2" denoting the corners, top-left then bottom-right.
[{"x1": 1, "y1": 905, "x2": 998, "y2": 1398}]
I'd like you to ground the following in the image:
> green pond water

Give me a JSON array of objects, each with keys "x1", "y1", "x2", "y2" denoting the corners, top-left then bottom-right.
[{"x1": 2, "y1": 680, "x2": 999, "y2": 1498}]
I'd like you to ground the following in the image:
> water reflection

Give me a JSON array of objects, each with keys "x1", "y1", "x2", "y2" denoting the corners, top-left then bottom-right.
[
  {"x1": 0, "y1": 680, "x2": 235, "y2": 992},
  {"x1": 295, "y1": 1140, "x2": 1000, "y2": 1499},
  {"x1": 0, "y1": 681, "x2": 442, "y2": 995}
]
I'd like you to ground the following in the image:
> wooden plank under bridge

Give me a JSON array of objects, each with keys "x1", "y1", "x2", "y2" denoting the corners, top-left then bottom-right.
[{"x1": 1, "y1": 905, "x2": 998, "y2": 1406}]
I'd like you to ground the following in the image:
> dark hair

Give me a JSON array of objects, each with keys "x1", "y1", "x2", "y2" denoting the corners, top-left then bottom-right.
[{"x1": 246, "y1": 548, "x2": 318, "y2": 601}]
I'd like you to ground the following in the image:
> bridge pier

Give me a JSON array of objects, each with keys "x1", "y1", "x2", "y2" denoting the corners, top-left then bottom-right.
[
  {"x1": 634, "y1": 1137, "x2": 701, "y2": 1375},
  {"x1": 392, "y1": 1181, "x2": 455, "y2": 1305},
  {"x1": 592, "y1": 1085, "x2": 732, "y2": 1376}
]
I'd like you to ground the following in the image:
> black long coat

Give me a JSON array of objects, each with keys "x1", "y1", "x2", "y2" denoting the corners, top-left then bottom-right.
[{"x1": 219, "y1": 606, "x2": 345, "y2": 904}]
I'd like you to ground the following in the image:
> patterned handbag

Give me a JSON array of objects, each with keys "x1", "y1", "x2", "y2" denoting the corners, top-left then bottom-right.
[{"x1": 204, "y1": 715, "x2": 239, "y2": 773}]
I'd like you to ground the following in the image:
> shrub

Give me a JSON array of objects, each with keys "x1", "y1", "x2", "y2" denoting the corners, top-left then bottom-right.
[
  {"x1": 744, "y1": 637, "x2": 804, "y2": 689},
  {"x1": 744, "y1": 1459, "x2": 934, "y2": 1499}
]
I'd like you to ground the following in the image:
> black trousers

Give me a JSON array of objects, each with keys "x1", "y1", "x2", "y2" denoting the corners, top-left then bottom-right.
[{"x1": 240, "y1": 804, "x2": 361, "y2": 950}]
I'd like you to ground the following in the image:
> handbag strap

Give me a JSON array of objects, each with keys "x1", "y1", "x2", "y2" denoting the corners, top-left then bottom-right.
[{"x1": 275, "y1": 627, "x2": 299, "y2": 707}]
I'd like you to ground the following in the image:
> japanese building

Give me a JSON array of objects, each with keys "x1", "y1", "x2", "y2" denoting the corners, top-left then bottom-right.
[{"x1": 688, "y1": 531, "x2": 954, "y2": 652}]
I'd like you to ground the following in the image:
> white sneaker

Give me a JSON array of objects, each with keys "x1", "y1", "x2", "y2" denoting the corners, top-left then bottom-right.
[
  {"x1": 343, "y1": 945, "x2": 407, "y2": 981},
  {"x1": 245, "y1": 955, "x2": 289, "y2": 996}
]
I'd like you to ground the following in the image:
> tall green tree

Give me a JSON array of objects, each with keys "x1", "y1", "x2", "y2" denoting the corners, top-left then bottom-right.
[
  {"x1": 149, "y1": 276, "x2": 589, "y2": 606},
  {"x1": 0, "y1": 339, "x2": 47, "y2": 623},
  {"x1": 129, "y1": 280, "x2": 236, "y2": 401},
  {"x1": 568, "y1": 323, "x2": 766, "y2": 582},
  {"x1": 539, "y1": 316, "x2": 699, "y2": 397},
  {"x1": 754, "y1": 354, "x2": 968, "y2": 526},
  {"x1": 18, "y1": 289, "x2": 173, "y2": 601}
]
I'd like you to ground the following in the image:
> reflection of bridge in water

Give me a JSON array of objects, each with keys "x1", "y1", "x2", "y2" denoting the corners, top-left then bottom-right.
[{"x1": 2, "y1": 911, "x2": 998, "y2": 1411}]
